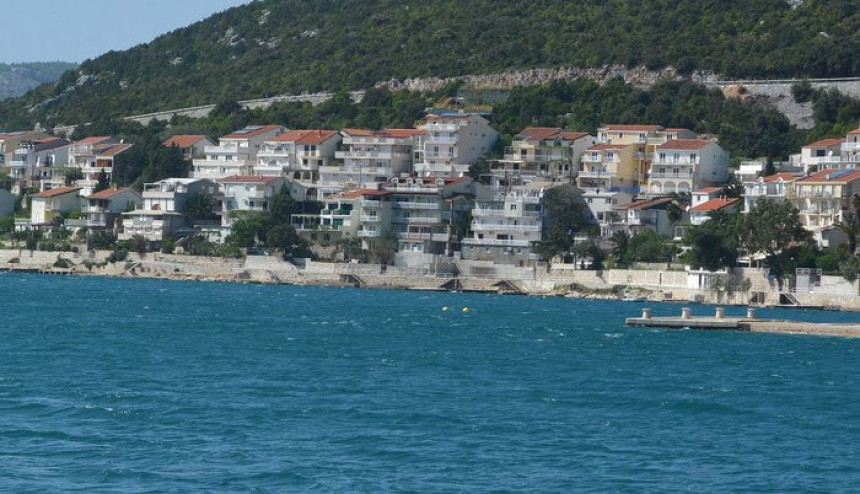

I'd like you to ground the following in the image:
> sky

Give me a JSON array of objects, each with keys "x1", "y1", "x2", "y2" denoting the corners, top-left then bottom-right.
[{"x1": 0, "y1": 0, "x2": 252, "y2": 64}]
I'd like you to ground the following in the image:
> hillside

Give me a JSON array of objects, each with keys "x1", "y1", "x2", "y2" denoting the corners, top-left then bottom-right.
[
  {"x1": 0, "y1": 0, "x2": 857, "y2": 128},
  {"x1": 0, "y1": 62, "x2": 77, "y2": 101}
]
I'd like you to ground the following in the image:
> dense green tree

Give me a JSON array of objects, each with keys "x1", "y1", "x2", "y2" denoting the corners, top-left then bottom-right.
[
  {"x1": 534, "y1": 184, "x2": 592, "y2": 260},
  {"x1": 737, "y1": 198, "x2": 809, "y2": 257}
]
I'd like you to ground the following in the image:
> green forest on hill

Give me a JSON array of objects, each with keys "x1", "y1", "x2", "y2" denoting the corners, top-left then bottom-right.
[{"x1": 0, "y1": 0, "x2": 858, "y2": 128}]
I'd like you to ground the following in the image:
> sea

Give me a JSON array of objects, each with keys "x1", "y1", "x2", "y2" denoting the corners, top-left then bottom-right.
[{"x1": 1, "y1": 272, "x2": 858, "y2": 492}]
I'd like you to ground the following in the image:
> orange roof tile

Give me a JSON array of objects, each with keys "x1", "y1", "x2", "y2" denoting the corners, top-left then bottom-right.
[
  {"x1": 690, "y1": 197, "x2": 740, "y2": 212},
  {"x1": 848, "y1": 128, "x2": 860, "y2": 135},
  {"x1": 74, "y1": 136, "x2": 113, "y2": 146},
  {"x1": 588, "y1": 143, "x2": 629, "y2": 151},
  {"x1": 97, "y1": 143, "x2": 133, "y2": 157},
  {"x1": 328, "y1": 189, "x2": 391, "y2": 200},
  {"x1": 656, "y1": 139, "x2": 715, "y2": 150},
  {"x1": 802, "y1": 138, "x2": 845, "y2": 148},
  {"x1": 88, "y1": 187, "x2": 135, "y2": 200},
  {"x1": 163, "y1": 135, "x2": 210, "y2": 148},
  {"x1": 615, "y1": 197, "x2": 674, "y2": 210},
  {"x1": 270, "y1": 129, "x2": 339, "y2": 145},
  {"x1": 799, "y1": 168, "x2": 860, "y2": 184},
  {"x1": 761, "y1": 172, "x2": 800, "y2": 183},
  {"x1": 32, "y1": 187, "x2": 80, "y2": 198},
  {"x1": 602, "y1": 124, "x2": 664, "y2": 132},
  {"x1": 695, "y1": 187, "x2": 723, "y2": 194}
]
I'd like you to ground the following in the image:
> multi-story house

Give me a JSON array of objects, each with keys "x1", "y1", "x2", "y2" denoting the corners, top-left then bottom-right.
[
  {"x1": 28, "y1": 187, "x2": 81, "y2": 227},
  {"x1": 791, "y1": 168, "x2": 860, "y2": 231},
  {"x1": 255, "y1": 129, "x2": 341, "y2": 200},
  {"x1": 7, "y1": 137, "x2": 70, "y2": 193},
  {"x1": 413, "y1": 113, "x2": 498, "y2": 177},
  {"x1": 67, "y1": 136, "x2": 133, "y2": 196},
  {"x1": 596, "y1": 124, "x2": 698, "y2": 190},
  {"x1": 608, "y1": 197, "x2": 675, "y2": 237},
  {"x1": 843, "y1": 128, "x2": 860, "y2": 164},
  {"x1": 327, "y1": 128, "x2": 423, "y2": 194},
  {"x1": 163, "y1": 135, "x2": 217, "y2": 160},
  {"x1": 0, "y1": 130, "x2": 52, "y2": 166},
  {"x1": 382, "y1": 176, "x2": 475, "y2": 254},
  {"x1": 491, "y1": 127, "x2": 592, "y2": 185},
  {"x1": 743, "y1": 172, "x2": 800, "y2": 212},
  {"x1": 217, "y1": 175, "x2": 286, "y2": 227},
  {"x1": 120, "y1": 178, "x2": 219, "y2": 243},
  {"x1": 292, "y1": 189, "x2": 393, "y2": 246},
  {"x1": 461, "y1": 187, "x2": 543, "y2": 265},
  {"x1": 192, "y1": 125, "x2": 285, "y2": 179},
  {"x1": 689, "y1": 197, "x2": 741, "y2": 226},
  {"x1": 66, "y1": 188, "x2": 142, "y2": 231},
  {"x1": 647, "y1": 139, "x2": 729, "y2": 194},
  {"x1": 578, "y1": 143, "x2": 642, "y2": 192},
  {"x1": 799, "y1": 138, "x2": 848, "y2": 174}
]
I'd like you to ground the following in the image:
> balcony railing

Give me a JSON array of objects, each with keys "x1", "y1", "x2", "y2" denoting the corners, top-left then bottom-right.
[
  {"x1": 472, "y1": 222, "x2": 541, "y2": 232},
  {"x1": 462, "y1": 238, "x2": 531, "y2": 247}
]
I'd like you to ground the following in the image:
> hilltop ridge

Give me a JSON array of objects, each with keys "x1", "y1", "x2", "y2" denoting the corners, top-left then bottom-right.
[{"x1": 0, "y1": 0, "x2": 857, "y2": 128}]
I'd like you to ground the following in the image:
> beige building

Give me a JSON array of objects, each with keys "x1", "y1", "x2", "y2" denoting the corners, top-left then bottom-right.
[
  {"x1": 492, "y1": 127, "x2": 592, "y2": 185},
  {"x1": 791, "y1": 168, "x2": 860, "y2": 231}
]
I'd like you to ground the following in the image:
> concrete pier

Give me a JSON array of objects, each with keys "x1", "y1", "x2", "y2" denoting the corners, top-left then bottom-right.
[{"x1": 626, "y1": 308, "x2": 860, "y2": 338}]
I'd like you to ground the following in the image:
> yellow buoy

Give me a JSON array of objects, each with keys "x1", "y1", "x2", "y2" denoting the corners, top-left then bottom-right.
[
  {"x1": 462, "y1": 307, "x2": 471, "y2": 313},
  {"x1": 442, "y1": 306, "x2": 450, "y2": 311}
]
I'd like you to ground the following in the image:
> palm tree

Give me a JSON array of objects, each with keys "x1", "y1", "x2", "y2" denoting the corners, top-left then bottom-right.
[
  {"x1": 610, "y1": 230, "x2": 630, "y2": 266},
  {"x1": 836, "y1": 211, "x2": 859, "y2": 255}
]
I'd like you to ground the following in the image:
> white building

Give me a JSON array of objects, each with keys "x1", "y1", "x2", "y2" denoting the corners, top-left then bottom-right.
[
  {"x1": 163, "y1": 135, "x2": 217, "y2": 160},
  {"x1": 414, "y1": 113, "x2": 498, "y2": 177},
  {"x1": 462, "y1": 187, "x2": 543, "y2": 265},
  {"x1": 28, "y1": 187, "x2": 80, "y2": 226},
  {"x1": 742, "y1": 172, "x2": 800, "y2": 212},
  {"x1": 799, "y1": 138, "x2": 848, "y2": 174},
  {"x1": 67, "y1": 187, "x2": 142, "y2": 231},
  {"x1": 255, "y1": 129, "x2": 341, "y2": 200},
  {"x1": 648, "y1": 139, "x2": 729, "y2": 194},
  {"x1": 844, "y1": 128, "x2": 860, "y2": 164},
  {"x1": 67, "y1": 136, "x2": 133, "y2": 196},
  {"x1": 121, "y1": 178, "x2": 219, "y2": 242},
  {"x1": 192, "y1": 125, "x2": 285, "y2": 179},
  {"x1": 328, "y1": 128, "x2": 423, "y2": 194},
  {"x1": 218, "y1": 175, "x2": 287, "y2": 227},
  {"x1": 6, "y1": 137, "x2": 70, "y2": 193},
  {"x1": 491, "y1": 127, "x2": 592, "y2": 185},
  {"x1": 689, "y1": 197, "x2": 741, "y2": 226}
]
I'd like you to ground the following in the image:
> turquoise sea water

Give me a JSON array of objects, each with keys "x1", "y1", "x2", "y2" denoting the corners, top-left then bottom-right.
[{"x1": 1, "y1": 272, "x2": 858, "y2": 492}]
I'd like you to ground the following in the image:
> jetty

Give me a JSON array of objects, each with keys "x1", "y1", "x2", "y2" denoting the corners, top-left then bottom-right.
[{"x1": 626, "y1": 307, "x2": 860, "y2": 338}]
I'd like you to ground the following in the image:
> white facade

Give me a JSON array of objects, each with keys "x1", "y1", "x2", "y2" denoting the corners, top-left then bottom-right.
[
  {"x1": 218, "y1": 176, "x2": 286, "y2": 227},
  {"x1": 414, "y1": 114, "x2": 498, "y2": 177},
  {"x1": 800, "y1": 138, "x2": 849, "y2": 174},
  {"x1": 7, "y1": 138, "x2": 71, "y2": 193},
  {"x1": 325, "y1": 129, "x2": 421, "y2": 195},
  {"x1": 492, "y1": 127, "x2": 593, "y2": 185},
  {"x1": 742, "y1": 173, "x2": 798, "y2": 212},
  {"x1": 29, "y1": 187, "x2": 81, "y2": 225},
  {"x1": 648, "y1": 140, "x2": 729, "y2": 194},
  {"x1": 193, "y1": 125, "x2": 285, "y2": 179},
  {"x1": 255, "y1": 130, "x2": 341, "y2": 200},
  {"x1": 462, "y1": 187, "x2": 543, "y2": 264}
]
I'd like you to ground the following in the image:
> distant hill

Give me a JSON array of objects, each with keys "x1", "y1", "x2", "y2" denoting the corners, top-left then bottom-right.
[
  {"x1": 0, "y1": 0, "x2": 857, "y2": 128},
  {"x1": 0, "y1": 62, "x2": 77, "y2": 100}
]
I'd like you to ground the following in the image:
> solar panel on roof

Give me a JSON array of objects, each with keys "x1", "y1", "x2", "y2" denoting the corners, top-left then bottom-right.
[{"x1": 828, "y1": 169, "x2": 852, "y2": 179}]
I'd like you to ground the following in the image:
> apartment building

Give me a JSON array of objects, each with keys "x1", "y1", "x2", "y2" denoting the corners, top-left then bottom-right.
[
  {"x1": 608, "y1": 197, "x2": 675, "y2": 236},
  {"x1": 491, "y1": 127, "x2": 592, "y2": 185},
  {"x1": 647, "y1": 139, "x2": 729, "y2": 194},
  {"x1": 28, "y1": 187, "x2": 81, "y2": 226},
  {"x1": 121, "y1": 178, "x2": 219, "y2": 242},
  {"x1": 791, "y1": 168, "x2": 860, "y2": 231},
  {"x1": 255, "y1": 129, "x2": 340, "y2": 200},
  {"x1": 742, "y1": 172, "x2": 800, "y2": 212},
  {"x1": 413, "y1": 113, "x2": 498, "y2": 177},
  {"x1": 163, "y1": 135, "x2": 217, "y2": 160},
  {"x1": 217, "y1": 175, "x2": 286, "y2": 227},
  {"x1": 65, "y1": 188, "x2": 142, "y2": 231},
  {"x1": 799, "y1": 138, "x2": 848, "y2": 174},
  {"x1": 6, "y1": 137, "x2": 70, "y2": 193},
  {"x1": 461, "y1": 187, "x2": 543, "y2": 265},
  {"x1": 192, "y1": 125, "x2": 285, "y2": 179},
  {"x1": 327, "y1": 128, "x2": 423, "y2": 194},
  {"x1": 67, "y1": 136, "x2": 133, "y2": 196},
  {"x1": 292, "y1": 189, "x2": 393, "y2": 246}
]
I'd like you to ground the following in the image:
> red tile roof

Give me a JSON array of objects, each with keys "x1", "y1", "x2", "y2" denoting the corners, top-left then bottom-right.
[
  {"x1": 269, "y1": 129, "x2": 339, "y2": 145},
  {"x1": 602, "y1": 124, "x2": 663, "y2": 132},
  {"x1": 74, "y1": 136, "x2": 113, "y2": 146},
  {"x1": 218, "y1": 175, "x2": 283, "y2": 183},
  {"x1": 615, "y1": 197, "x2": 674, "y2": 210},
  {"x1": 328, "y1": 189, "x2": 391, "y2": 200},
  {"x1": 656, "y1": 139, "x2": 715, "y2": 150},
  {"x1": 518, "y1": 127, "x2": 562, "y2": 140},
  {"x1": 97, "y1": 143, "x2": 133, "y2": 157},
  {"x1": 799, "y1": 168, "x2": 860, "y2": 184},
  {"x1": 221, "y1": 125, "x2": 284, "y2": 140},
  {"x1": 802, "y1": 138, "x2": 845, "y2": 148},
  {"x1": 342, "y1": 128, "x2": 426, "y2": 138},
  {"x1": 383, "y1": 128, "x2": 427, "y2": 138},
  {"x1": 560, "y1": 131, "x2": 590, "y2": 140},
  {"x1": 761, "y1": 172, "x2": 800, "y2": 183},
  {"x1": 32, "y1": 187, "x2": 80, "y2": 198},
  {"x1": 848, "y1": 128, "x2": 860, "y2": 135},
  {"x1": 695, "y1": 187, "x2": 723, "y2": 194},
  {"x1": 690, "y1": 197, "x2": 740, "y2": 212},
  {"x1": 88, "y1": 187, "x2": 135, "y2": 200},
  {"x1": 163, "y1": 135, "x2": 209, "y2": 148}
]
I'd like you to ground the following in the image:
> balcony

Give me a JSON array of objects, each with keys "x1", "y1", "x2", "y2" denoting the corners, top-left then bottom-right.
[
  {"x1": 842, "y1": 141, "x2": 860, "y2": 153},
  {"x1": 649, "y1": 172, "x2": 694, "y2": 179},
  {"x1": 578, "y1": 170, "x2": 612, "y2": 179},
  {"x1": 396, "y1": 231, "x2": 449, "y2": 242},
  {"x1": 424, "y1": 135, "x2": 458, "y2": 144},
  {"x1": 342, "y1": 136, "x2": 400, "y2": 146},
  {"x1": 462, "y1": 238, "x2": 531, "y2": 248},
  {"x1": 423, "y1": 123, "x2": 460, "y2": 132},
  {"x1": 360, "y1": 215, "x2": 382, "y2": 222},
  {"x1": 392, "y1": 201, "x2": 440, "y2": 210},
  {"x1": 335, "y1": 149, "x2": 397, "y2": 160},
  {"x1": 472, "y1": 207, "x2": 505, "y2": 217},
  {"x1": 472, "y1": 222, "x2": 541, "y2": 232}
]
